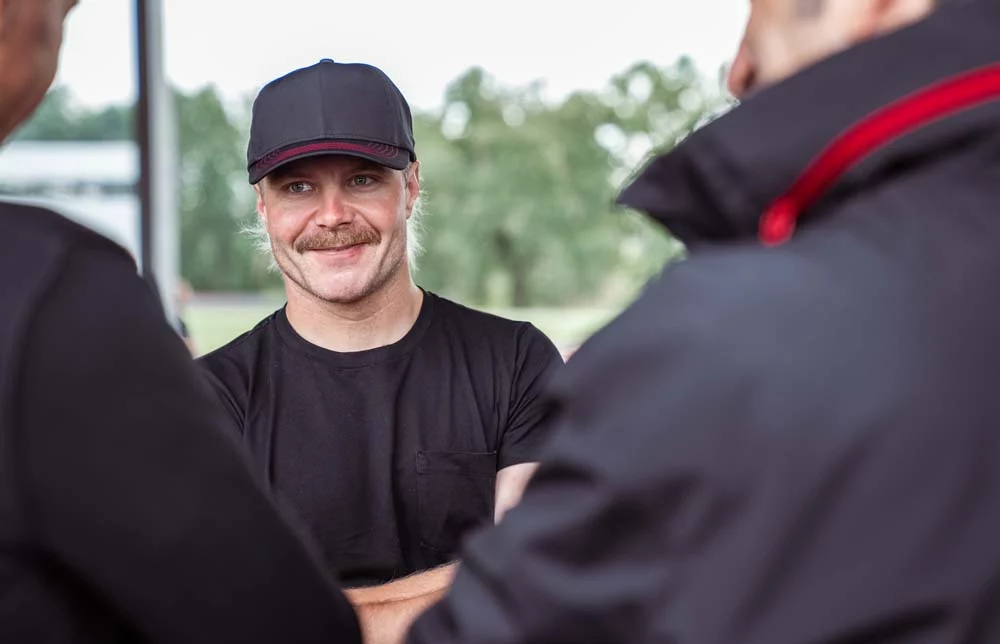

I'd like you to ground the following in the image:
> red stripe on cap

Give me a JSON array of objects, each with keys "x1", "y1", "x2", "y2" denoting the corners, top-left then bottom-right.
[
  {"x1": 759, "y1": 63, "x2": 1000, "y2": 246},
  {"x1": 253, "y1": 140, "x2": 404, "y2": 176}
]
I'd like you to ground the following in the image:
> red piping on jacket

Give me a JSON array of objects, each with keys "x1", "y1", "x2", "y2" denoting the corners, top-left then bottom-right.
[{"x1": 759, "y1": 63, "x2": 1000, "y2": 246}]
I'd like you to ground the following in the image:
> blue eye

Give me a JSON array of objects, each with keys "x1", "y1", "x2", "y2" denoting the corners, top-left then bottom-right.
[{"x1": 286, "y1": 181, "x2": 312, "y2": 193}]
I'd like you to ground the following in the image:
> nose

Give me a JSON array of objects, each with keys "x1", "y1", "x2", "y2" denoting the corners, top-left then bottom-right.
[
  {"x1": 726, "y1": 36, "x2": 755, "y2": 100},
  {"x1": 314, "y1": 187, "x2": 354, "y2": 228}
]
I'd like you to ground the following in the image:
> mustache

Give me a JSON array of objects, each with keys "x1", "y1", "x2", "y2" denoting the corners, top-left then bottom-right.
[{"x1": 295, "y1": 226, "x2": 381, "y2": 253}]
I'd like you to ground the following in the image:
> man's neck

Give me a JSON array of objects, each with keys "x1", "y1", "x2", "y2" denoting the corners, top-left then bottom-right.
[{"x1": 284, "y1": 274, "x2": 424, "y2": 353}]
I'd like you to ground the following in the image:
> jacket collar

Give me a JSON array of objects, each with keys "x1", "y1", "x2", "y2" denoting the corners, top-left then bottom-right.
[{"x1": 618, "y1": 0, "x2": 1000, "y2": 247}]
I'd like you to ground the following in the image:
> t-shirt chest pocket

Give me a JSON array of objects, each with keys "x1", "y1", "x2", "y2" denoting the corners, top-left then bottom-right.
[{"x1": 415, "y1": 450, "x2": 497, "y2": 555}]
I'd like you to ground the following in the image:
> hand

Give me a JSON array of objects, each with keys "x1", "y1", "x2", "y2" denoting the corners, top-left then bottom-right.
[{"x1": 351, "y1": 589, "x2": 446, "y2": 644}]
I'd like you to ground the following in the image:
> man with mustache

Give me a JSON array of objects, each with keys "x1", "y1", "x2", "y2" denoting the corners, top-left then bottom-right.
[
  {"x1": 0, "y1": 2, "x2": 361, "y2": 642},
  {"x1": 198, "y1": 60, "x2": 563, "y2": 639}
]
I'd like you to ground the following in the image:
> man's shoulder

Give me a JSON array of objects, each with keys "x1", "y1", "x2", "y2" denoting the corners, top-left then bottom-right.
[
  {"x1": 539, "y1": 246, "x2": 850, "y2": 483},
  {"x1": 0, "y1": 200, "x2": 134, "y2": 266},
  {"x1": 427, "y1": 292, "x2": 563, "y2": 367},
  {"x1": 428, "y1": 292, "x2": 552, "y2": 345},
  {"x1": 0, "y1": 202, "x2": 138, "y2": 372},
  {"x1": 430, "y1": 292, "x2": 523, "y2": 327},
  {"x1": 197, "y1": 311, "x2": 282, "y2": 381},
  {"x1": 564, "y1": 244, "x2": 841, "y2": 391}
]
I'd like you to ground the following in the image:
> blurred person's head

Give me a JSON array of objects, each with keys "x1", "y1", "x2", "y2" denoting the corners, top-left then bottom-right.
[
  {"x1": 175, "y1": 279, "x2": 194, "y2": 310},
  {"x1": 246, "y1": 60, "x2": 423, "y2": 307},
  {"x1": 727, "y1": 0, "x2": 941, "y2": 99},
  {"x1": 0, "y1": 0, "x2": 78, "y2": 143}
]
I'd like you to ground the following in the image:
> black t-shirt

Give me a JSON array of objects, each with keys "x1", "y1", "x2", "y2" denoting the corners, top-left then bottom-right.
[
  {"x1": 198, "y1": 292, "x2": 563, "y2": 586},
  {"x1": 0, "y1": 203, "x2": 359, "y2": 643}
]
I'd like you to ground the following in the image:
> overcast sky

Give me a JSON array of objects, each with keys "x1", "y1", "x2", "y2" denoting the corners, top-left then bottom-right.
[{"x1": 54, "y1": 0, "x2": 748, "y2": 110}]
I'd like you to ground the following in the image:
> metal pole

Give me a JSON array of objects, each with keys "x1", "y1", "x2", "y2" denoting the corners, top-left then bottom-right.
[
  {"x1": 134, "y1": 0, "x2": 179, "y2": 327},
  {"x1": 135, "y1": 0, "x2": 152, "y2": 276}
]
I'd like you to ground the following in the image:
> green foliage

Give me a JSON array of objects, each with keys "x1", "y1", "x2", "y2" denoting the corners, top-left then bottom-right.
[
  {"x1": 17, "y1": 85, "x2": 277, "y2": 291},
  {"x1": 16, "y1": 59, "x2": 723, "y2": 303},
  {"x1": 413, "y1": 58, "x2": 720, "y2": 307},
  {"x1": 14, "y1": 87, "x2": 131, "y2": 141},
  {"x1": 173, "y1": 87, "x2": 278, "y2": 291}
]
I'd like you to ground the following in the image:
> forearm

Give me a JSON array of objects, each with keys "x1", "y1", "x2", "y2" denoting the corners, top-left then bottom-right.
[
  {"x1": 346, "y1": 563, "x2": 458, "y2": 605},
  {"x1": 495, "y1": 462, "x2": 539, "y2": 522},
  {"x1": 354, "y1": 588, "x2": 447, "y2": 644}
]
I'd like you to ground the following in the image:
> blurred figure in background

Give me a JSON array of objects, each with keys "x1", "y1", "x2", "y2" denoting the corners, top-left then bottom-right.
[
  {"x1": 407, "y1": 0, "x2": 1000, "y2": 642},
  {"x1": 0, "y1": 2, "x2": 361, "y2": 642},
  {"x1": 175, "y1": 278, "x2": 197, "y2": 354}
]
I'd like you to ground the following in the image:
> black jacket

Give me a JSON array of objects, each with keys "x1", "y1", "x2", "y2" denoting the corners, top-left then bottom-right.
[
  {"x1": 0, "y1": 202, "x2": 360, "y2": 643},
  {"x1": 410, "y1": 1, "x2": 1000, "y2": 642}
]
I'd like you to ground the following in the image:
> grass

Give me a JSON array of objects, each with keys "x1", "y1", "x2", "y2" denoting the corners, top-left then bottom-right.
[
  {"x1": 185, "y1": 298, "x2": 621, "y2": 357},
  {"x1": 186, "y1": 301, "x2": 277, "y2": 355}
]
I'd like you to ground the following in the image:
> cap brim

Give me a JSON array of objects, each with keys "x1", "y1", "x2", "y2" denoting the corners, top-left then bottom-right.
[{"x1": 249, "y1": 140, "x2": 411, "y2": 184}]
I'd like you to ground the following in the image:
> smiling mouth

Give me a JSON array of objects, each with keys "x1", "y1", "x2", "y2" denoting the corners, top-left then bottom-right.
[{"x1": 310, "y1": 243, "x2": 366, "y2": 252}]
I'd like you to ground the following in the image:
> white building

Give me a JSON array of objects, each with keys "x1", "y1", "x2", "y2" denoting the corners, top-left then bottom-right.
[{"x1": 0, "y1": 140, "x2": 141, "y2": 259}]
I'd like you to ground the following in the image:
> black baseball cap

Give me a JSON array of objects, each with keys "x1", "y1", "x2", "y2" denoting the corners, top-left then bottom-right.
[{"x1": 247, "y1": 59, "x2": 416, "y2": 184}]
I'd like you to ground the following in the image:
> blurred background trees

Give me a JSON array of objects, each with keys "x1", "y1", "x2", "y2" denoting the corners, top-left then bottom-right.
[{"x1": 15, "y1": 57, "x2": 723, "y2": 309}]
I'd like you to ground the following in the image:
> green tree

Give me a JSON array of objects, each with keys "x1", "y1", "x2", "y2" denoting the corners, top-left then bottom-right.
[
  {"x1": 15, "y1": 86, "x2": 131, "y2": 141},
  {"x1": 413, "y1": 69, "x2": 623, "y2": 307},
  {"x1": 16, "y1": 58, "x2": 722, "y2": 302},
  {"x1": 174, "y1": 86, "x2": 276, "y2": 291},
  {"x1": 413, "y1": 59, "x2": 721, "y2": 307},
  {"x1": 597, "y1": 57, "x2": 726, "y2": 282},
  {"x1": 16, "y1": 85, "x2": 274, "y2": 291}
]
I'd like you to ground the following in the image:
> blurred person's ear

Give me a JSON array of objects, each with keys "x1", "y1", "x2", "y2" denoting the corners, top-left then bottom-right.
[
  {"x1": 0, "y1": 0, "x2": 79, "y2": 143},
  {"x1": 255, "y1": 183, "x2": 266, "y2": 215},
  {"x1": 726, "y1": 35, "x2": 755, "y2": 99},
  {"x1": 861, "y1": 0, "x2": 936, "y2": 38}
]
